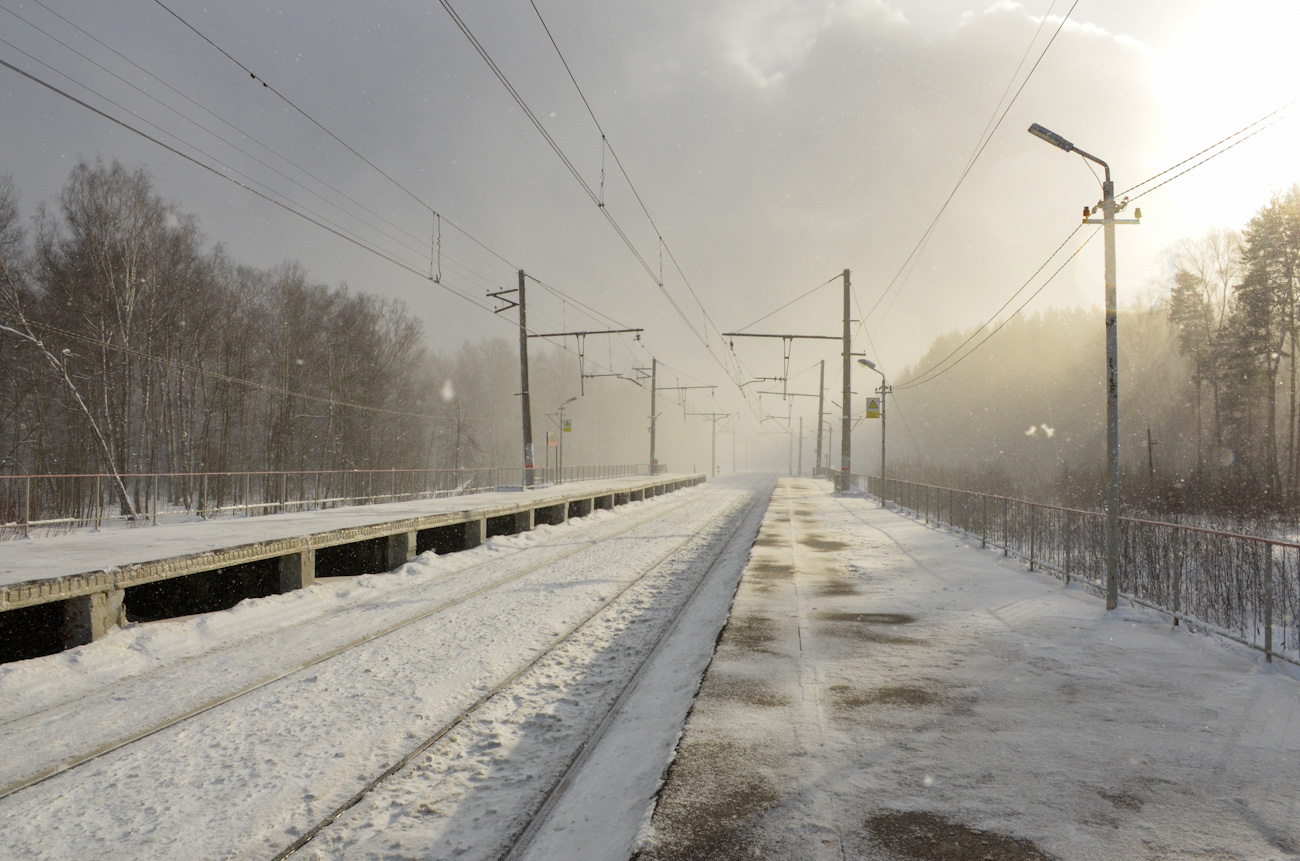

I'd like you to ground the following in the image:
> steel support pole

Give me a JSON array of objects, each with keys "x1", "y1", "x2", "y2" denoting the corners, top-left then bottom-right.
[
  {"x1": 649, "y1": 358, "x2": 657, "y2": 473},
  {"x1": 1264, "y1": 543, "x2": 1274, "y2": 662},
  {"x1": 815, "y1": 359, "x2": 825, "y2": 477},
  {"x1": 1103, "y1": 175, "x2": 1120, "y2": 611},
  {"x1": 518, "y1": 270, "x2": 535, "y2": 487},
  {"x1": 879, "y1": 378, "x2": 887, "y2": 507},
  {"x1": 840, "y1": 269, "x2": 851, "y2": 492},
  {"x1": 788, "y1": 401, "x2": 794, "y2": 476},
  {"x1": 711, "y1": 415, "x2": 718, "y2": 477}
]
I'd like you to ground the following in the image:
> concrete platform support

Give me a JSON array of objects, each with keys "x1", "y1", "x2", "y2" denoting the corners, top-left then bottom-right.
[
  {"x1": 630, "y1": 489, "x2": 645, "y2": 502},
  {"x1": 568, "y1": 498, "x2": 594, "y2": 519},
  {"x1": 386, "y1": 531, "x2": 417, "y2": 570},
  {"x1": 594, "y1": 494, "x2": 614, "y2": 511},
  {"x1": 534, "y1": 503, "x2": 567, "y2": 526},
  {"x1": 513, "y1": 509, "x2": 534, "y2": 532},
  {"x1": 278, "y1": 548, "x2": 315, "y2": 592},
  {"x1": 61, "y1": 588, "x2": 125, "y2": 648},
  {"x1": 463, "y1": 518, "x2": 485, "y2": 550},
  {"x1": 614, "y1": 491, "x2": 631, "y2": 506}
]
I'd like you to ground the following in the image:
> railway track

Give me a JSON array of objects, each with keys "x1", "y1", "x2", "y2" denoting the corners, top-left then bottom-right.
[
  {"x1": 275, "y1": 478, "x2": 770, "y2": 860},
  {"x1": 0, "y1": 478, "x2": 772, "y2": 861},
  {"x1": 0, "y1": 489, "x2": 703, "y2": 799}
]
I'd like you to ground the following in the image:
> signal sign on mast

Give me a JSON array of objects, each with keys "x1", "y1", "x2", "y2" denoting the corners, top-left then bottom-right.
[{"x1": 865, "y1": 397, "x2": 881, "y2": 419}]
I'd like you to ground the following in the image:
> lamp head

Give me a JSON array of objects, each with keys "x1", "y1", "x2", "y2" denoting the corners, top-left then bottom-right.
[
  {"x1": 1028, "y1": 123, "x2": 1074, "y2": 153},
  {"x1": 857, "y1": 358, "x2": 877, "y2": 369}
]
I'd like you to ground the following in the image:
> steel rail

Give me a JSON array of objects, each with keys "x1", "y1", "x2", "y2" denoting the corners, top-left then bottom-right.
[
  {"x1": 0, "y1": 491, "x2": 702, "y2": 799},
  {"x1": 499, "y1": 482, "x2": 770, "y2": 861},
  {"x1": 275, "y1": 484, "x2": 767, "y2": 859}
]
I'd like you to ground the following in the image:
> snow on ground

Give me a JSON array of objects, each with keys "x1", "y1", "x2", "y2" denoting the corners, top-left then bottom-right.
[
  {"x1": 632, "y1": 478, "x2": 1300, "y2": 860},
  {"x1": 6, "y1": 473, "x2": 1300, "y2": 860},
  {"x1": 0, "y1": 475, "x2": 770, "y2": 859}
]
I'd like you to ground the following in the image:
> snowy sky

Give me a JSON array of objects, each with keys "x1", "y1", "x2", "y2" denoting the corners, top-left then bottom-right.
[{"x1": 3, "y1": 0, "x2": 1298, "y2": 433}]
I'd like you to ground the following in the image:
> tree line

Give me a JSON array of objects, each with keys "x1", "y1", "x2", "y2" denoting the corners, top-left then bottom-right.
[
  {"x1": 888, "y1": 185, "x2": 1300, "y2": 519},
  {"x1": 1, "y1": 159, "x2": 657, "y2": 519}
]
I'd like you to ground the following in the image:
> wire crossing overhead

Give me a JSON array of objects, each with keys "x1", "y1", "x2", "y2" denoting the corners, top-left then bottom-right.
[
  {"x1": 723, "y1": 331, "x2": 841, "y2": 400},
  {"x1": 528, "y1": 328, "x2": 644, "y2": 396},
  {"x1": 527, "y1": 328, "x2": 644, "y2": 340},
  {"x1": 440, "y1": 0, "x2": 754, "y2": 395}
]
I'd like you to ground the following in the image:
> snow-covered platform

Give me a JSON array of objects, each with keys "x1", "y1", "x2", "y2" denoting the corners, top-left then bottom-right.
[
  {"x1": 633, "y1": 477, "x2": 1300, "y2": 860},
  {"x1": 0, "y1": 473, "x2": 703, "y2": 659}
]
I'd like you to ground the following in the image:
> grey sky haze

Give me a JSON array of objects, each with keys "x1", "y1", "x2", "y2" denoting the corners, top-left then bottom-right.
[{"x1": 3, "y1": 0, "x2": 1297, "y2": 455}]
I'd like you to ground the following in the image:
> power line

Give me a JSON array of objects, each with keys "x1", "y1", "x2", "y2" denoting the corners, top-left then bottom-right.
[
  {"x1": 13, "y1": 320, "x2": 486, "y2": 425},
  {"x1": 0, "y1": 55, "x2": 507, "y2": 318},
  {"x1": 732, "y1": 273, "x2": 842, "y2": 333},
  {"x1": 864, "y1": 0, "x2": 1080, "y2": 330},
  {"x1": 18, "y1": 1, "x2": 757, "y2": 407},
  {"x1": 1120, "y1": 98, "x2": 1297, "y2": 199},
  {"x1": 454, "y1": 0, "x2": 753, "y2": 395},
  {"x1": 151, "y1": 1, "x2": 424, "y2": 214},
  {"x1": 22, "y1": 0, "x2": 434, "y2": 254},
  {"x1": 147, "y1": 0, "x2": 520, "y2": 276},
  {"x1": 526, "y1": 0, "x2": 729, "y2": 342},
  {"x1": 1127, "y1": 115, "x2": 1296, "y2": 205},
  {"x1": 2, "y1": 19, "x2": 706, "y2": 411},
  {"x1": 895, "y1": 227, "x2": 1098, "y2": 390},
  {"x1": 0, "y1": 51, "x2": 661, "y2": 393},
  {"x1": 897, "y1": 98, "x2": 1298, "y2": 391},
  {"x1": 1, "y1": 5, "x2": 439, "y2": 266}
]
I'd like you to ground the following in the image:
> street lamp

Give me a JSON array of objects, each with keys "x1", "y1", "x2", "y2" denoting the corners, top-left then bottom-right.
[
  {"x1": 1028, "y1": 122, "x2": 1137, "y2": 611},
  {"x1": 858, "y1": 358, "x2": 888, "y2": 507}
]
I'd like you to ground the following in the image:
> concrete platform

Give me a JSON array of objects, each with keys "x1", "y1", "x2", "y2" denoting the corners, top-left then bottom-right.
[
  {"x1": 635, "y1": 478, "x2": 1300, "y2": 861},
  {"x1": 0, "y1": 474, "x2": 703, "y2": 659}
]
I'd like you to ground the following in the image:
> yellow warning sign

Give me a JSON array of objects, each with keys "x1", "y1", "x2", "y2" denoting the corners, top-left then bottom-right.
[{"x1": 865, "y1": 397, "x2": 881, "y2": 419}]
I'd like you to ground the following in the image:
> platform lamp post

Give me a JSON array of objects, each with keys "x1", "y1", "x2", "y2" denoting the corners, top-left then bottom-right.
[
  {"x1": 857, "y1": 358, "x2": 888, "y2": 507},
  {"x1": 1027, "y1": 123, "x2": 1140, "y2": 611},
  {"x1": 555, "y1": 396, "x2": 577, "y2": 483}
]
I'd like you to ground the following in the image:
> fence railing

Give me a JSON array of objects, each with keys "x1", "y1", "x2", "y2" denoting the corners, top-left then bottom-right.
[
  {"x1": 852, "y1": 473, "x2": 1300, "y2": 667},
  {"x1": 1, "y1": 464, "x2": 652, "y2": 539}
]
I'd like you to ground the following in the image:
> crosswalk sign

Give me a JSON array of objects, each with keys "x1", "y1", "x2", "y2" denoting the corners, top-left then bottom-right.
[{"x1": 865, "y1": 397, "x2": 881, "y2": 419}]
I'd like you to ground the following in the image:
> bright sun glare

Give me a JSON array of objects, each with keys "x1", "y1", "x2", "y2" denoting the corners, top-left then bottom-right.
[{"x1": 1156, "y1": 3, "x2": 1300, "y2": 229}]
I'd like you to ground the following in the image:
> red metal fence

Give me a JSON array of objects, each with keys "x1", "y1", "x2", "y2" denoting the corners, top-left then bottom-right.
[{"x1": 854, "y1": 473, "x2": 1300, "y2": 666}]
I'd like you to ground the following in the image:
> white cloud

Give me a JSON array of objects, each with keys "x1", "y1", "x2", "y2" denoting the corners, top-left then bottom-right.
[{"x1": 715, "y1": 0, "x2": 909, "y2": 88}]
